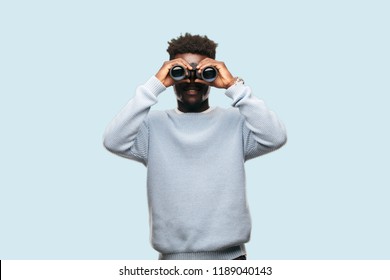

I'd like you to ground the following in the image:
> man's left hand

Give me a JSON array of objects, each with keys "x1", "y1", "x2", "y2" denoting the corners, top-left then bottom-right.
[{"x1": 196, "y1": 58, "x2": 236, "y2": 89}]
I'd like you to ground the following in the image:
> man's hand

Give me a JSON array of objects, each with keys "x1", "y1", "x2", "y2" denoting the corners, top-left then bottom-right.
[
  {"x1": 196, "y1": 58, "x2": 236, "y2": 89},
  {"x1": 155, "y1": 58, "x2": 193, "y2": 87}
]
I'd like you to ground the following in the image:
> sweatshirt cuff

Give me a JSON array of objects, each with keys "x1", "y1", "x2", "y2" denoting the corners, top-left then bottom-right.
[
  {"x1": 225, "y1": 83, "x2": 249, "y2": 107},
  {"x1": 144, "y1": 76, "x2": 166, "y2": 97}
]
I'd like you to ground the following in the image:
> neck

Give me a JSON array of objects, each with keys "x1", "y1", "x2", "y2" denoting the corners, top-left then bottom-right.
[{"x1": 177, "y1": 100, "x2": 210, "y2": 113}]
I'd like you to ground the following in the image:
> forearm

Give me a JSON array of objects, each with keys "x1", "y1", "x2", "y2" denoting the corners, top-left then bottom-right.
[
  {"x1": 225, "y1": 83, "x2": 287, "y2": 149},
  {"x1": 103, "y1": 76, "x2": 166, "y2": 155}
]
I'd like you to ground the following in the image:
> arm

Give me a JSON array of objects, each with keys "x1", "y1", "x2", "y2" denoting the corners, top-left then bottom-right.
[
  {"x1": 103, "y1": 76, "x2": 165, "y2": 161},
  {"x1": 103, "y1": 58, "x2": 193, "y2": 162},
  {"x1": 197, "y1": 58, "x2": 287, "y2": 159},
  {"x1": 226, "y1": 83, "x2": 287, "y2": 160}
]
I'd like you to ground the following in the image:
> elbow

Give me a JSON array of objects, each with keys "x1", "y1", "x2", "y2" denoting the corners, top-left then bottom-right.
[
  {"x1": 276, "y1": 132, "x2": 288, "y2": 148},
  {"x1": 103, "y1": 133, "x2": 133, "y2": 157},
  {"x1": 103, "y1": 134, "x2": 122, "y2": 154},
  {"x1": 272, "y1": 123, "x2": 288, "y2": 149},
  {"x1": 267, "y1": 131, "x2": 287, "y2": 151},
  {"x1": 276, "y1": 131, "x2": 288, "y2": 149},
  {"x1": 103, "y1": 136, "x2": 116, "y2": 153}
]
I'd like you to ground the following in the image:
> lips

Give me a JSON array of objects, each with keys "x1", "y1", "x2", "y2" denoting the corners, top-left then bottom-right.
[
  {"x1": 182, "y1": 85, "x2": 201, "y2": 95},
  {"x1": 183, "y1": 85, "x2": 201, "y2": 91},
  {"x1": 175, "y1": 82, "x2": 207, "y2": 98}
]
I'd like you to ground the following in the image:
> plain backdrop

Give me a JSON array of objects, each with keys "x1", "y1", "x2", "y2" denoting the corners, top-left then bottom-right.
[{"x1": 1, "y1": 0, "x2": 389, "y2": 259}]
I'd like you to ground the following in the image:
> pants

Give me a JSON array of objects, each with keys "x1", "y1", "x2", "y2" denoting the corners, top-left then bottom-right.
[{"x1": 233, "y1": 255, "x2": 247, "y2": 260}]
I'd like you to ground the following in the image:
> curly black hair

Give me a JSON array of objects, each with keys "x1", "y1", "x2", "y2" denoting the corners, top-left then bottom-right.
[{"x1": 167, "y1": 33, "x2": 218, "y2": 60}]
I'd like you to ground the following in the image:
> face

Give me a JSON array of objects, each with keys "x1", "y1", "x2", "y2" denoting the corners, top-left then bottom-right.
[{"x1": 173, "y1": 53, "x2": 210, "y2": 112}]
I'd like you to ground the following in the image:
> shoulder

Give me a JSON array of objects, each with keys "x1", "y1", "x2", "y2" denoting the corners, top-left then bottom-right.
[
  {"x1": 217, "y1": 107, "x2": 244, "y2": 122},
  {"x1": 145, "y1": 109, "x2": 172, "y2": 124},
  {"x1": 148, "y1": 110, "x2": 168, "y2": 118}
]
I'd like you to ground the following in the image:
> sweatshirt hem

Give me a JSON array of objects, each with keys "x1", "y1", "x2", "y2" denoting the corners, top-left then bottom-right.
[{"x1": 158, "y1": 244, "x2": 246, "y2": 260}]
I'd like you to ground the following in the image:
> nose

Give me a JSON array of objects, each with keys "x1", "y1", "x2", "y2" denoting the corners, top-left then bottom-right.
[
  {"x1": 188, "y1": 70, "x2": 197, "y2": 81},
  {"x1": 188, "y1": 62, "x2": 198, "y2": 81}
]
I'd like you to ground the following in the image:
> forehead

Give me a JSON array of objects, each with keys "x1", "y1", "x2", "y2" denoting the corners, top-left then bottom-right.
[{"x1": 174, "y1": 53, "x2": 208, "y2": 64}]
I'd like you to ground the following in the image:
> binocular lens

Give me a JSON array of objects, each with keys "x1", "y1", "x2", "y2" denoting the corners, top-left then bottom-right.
[
  {"x1": 170, "y1": 66, "x2": 186, "y2": 80},
  {"x1": 201, "y1": 67, "x2": 217, "y2": 82},
  {"x1": 169, "y1": 64, "x2": 217, "y2": 82}
]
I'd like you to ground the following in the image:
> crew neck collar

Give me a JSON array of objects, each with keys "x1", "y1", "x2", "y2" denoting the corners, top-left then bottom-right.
[{"x1": 174, "y1": 107, "x2": 215, "y2": 114}]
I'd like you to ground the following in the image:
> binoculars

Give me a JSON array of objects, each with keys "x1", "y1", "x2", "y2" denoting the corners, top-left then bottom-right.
[{"x1": 169, "y1": 63, "x2": 218, "y2": 83}]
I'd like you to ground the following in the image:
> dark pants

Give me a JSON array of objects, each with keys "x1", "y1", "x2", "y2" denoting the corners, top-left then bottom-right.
[{"x1": 233, "y1": 255, "x2": 247, "y2": 260}]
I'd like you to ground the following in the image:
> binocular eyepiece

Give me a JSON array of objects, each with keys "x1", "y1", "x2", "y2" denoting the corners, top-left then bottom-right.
[{"x1": 169, "y1": 63, "x2": 218, "y2": 83}]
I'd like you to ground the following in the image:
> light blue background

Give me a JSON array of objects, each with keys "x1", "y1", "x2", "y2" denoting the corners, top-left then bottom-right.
[{"x1": 1, "y1": 0, "x2": 389, "y2": 259}]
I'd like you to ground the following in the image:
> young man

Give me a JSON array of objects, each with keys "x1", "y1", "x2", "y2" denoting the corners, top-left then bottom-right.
[{"x1": 103, "y1": 33, "x2": 287, "y2": 260}]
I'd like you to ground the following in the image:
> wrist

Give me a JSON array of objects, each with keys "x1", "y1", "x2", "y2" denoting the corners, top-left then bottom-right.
[
  {"x1": 146, "y1": 76, "x2": 167, "y2": 97},
  {"x1": 226, "y1": 77, "x2": 245, "y2": 88},
  {"x1": 226, "y1": 78, "x2": 236, "y2": 89}
]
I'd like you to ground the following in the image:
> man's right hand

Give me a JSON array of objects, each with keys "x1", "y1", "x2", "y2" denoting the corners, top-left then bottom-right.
[{"x1": 155, "y1": 58, "x2": 193, "y2": 87}]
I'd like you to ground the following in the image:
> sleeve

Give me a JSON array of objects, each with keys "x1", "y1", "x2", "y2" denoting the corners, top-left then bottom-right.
[
  {"x1": 103, "y1": 76, "x2": 166, "y2": 165},
  {"x1": 225, "y1": 83, "x2": 287, "y2": 161}
]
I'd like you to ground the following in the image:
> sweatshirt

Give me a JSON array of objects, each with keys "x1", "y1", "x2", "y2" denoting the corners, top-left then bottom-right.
[{"x1": 103, "y1": 76, "x2": 287, "y2": 260}]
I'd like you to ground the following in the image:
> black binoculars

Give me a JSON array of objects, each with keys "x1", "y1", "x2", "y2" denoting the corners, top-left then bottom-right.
[{"x1": 169, "y1": 63, "x2": 218, "y2": 83}]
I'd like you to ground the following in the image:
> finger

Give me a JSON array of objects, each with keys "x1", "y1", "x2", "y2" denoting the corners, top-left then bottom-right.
[
  {"x1": 171, "y1": 58, "x2": 193, "y2": 70},
  {"x1": 164, "y1": 59, "x2": 192, "y2": 79},
  {"x1": 196, "y1": 58, "x2": 218, "y2": 72}
]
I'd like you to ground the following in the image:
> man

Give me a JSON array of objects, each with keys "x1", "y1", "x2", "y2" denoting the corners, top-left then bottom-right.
[{"x1": 103, "y1": 33, "x2": 287, "y2": 260}]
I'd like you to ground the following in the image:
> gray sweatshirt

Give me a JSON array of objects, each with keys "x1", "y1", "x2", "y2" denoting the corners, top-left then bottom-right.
[{"x1": 103, "y1": 76, "x2": 287, "y2": 260}]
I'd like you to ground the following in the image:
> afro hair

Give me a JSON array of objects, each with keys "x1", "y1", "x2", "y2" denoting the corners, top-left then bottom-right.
[{"x1": 167, "y1": 33, "x2": 218, "y2": 60}]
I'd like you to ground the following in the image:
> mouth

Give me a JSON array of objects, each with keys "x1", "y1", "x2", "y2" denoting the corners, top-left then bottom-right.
[
  {"x1": 183, "y1": 85, "x2": 201, "y2": 91},
  {"x1": 182, "y1": 84, "x2": 202, "y2": 95},
  {"x1": 175, "y1": 82, "x2": 208, "y2": 99}
]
